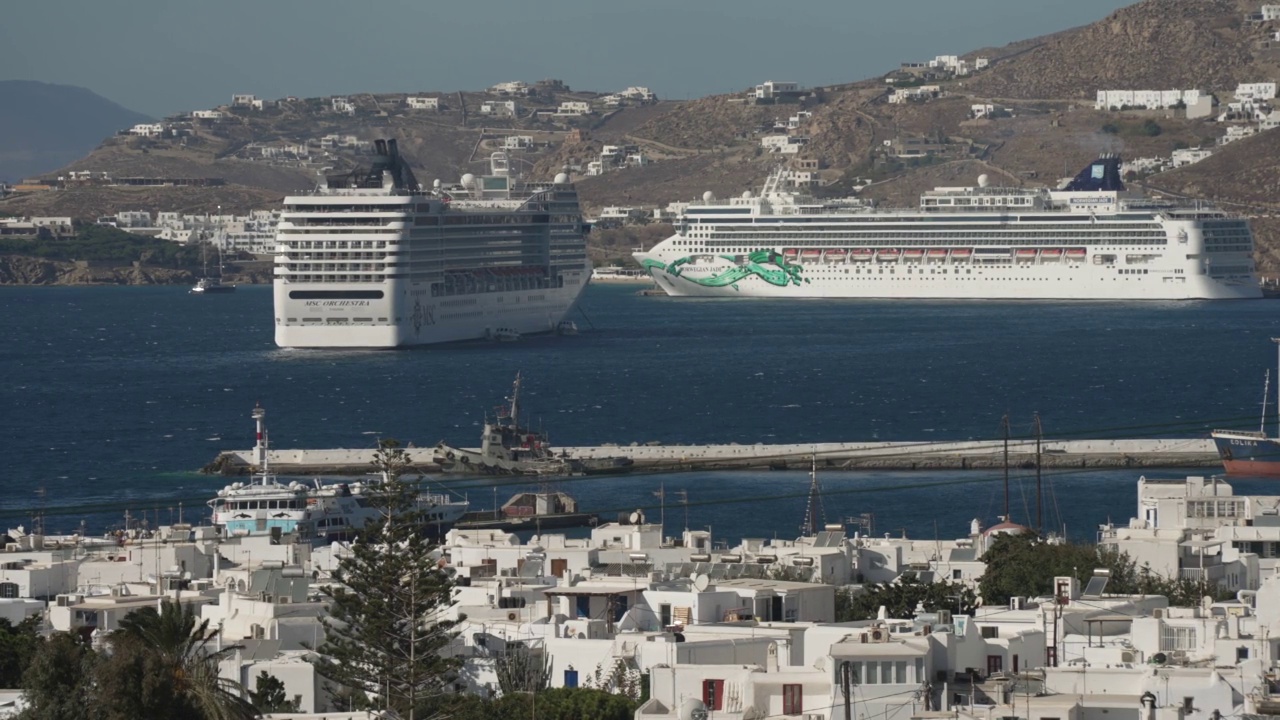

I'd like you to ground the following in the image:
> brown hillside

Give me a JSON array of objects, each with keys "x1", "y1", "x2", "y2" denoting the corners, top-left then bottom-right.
[
  {"x1": 0, "y1": 184, "x2": 281, "y2": 218},
  {"x1": 1145, "y1": 128, "x2": 1280, "y2": 209},
  {"x1": 966, "y1": 0, "x2": 1261, "y2": 100}
]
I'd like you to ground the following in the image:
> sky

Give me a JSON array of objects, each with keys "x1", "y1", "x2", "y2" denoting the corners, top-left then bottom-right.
[{"x1": 1, "y1": 0, "x2": 1136, "y2": 118}]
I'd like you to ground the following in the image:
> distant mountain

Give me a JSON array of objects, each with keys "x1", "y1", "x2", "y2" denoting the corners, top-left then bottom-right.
[{"x1": 0, "y1": 80, "x2": 152, "y2": 182}]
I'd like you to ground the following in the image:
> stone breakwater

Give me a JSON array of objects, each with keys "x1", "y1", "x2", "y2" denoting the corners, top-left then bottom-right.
[{"x1": 204, "y1": 438, "x2": 1221, "y2": 476}]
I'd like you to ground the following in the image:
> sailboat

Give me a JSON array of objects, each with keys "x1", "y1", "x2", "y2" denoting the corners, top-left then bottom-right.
[
  {"x1": 1212, "y1": 339, "x2": 1280, "y2": 476},
  {"x1": 190, "y1": 237, "x2": 236, "y2": 294}
]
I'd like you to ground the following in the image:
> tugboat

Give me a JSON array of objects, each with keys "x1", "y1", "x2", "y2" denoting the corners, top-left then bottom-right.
[{"x1": 432, "y1": 373, "x2": 633, "y2": 476}]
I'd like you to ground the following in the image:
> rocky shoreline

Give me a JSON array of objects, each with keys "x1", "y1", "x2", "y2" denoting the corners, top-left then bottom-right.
[{"x1": 0, "y1": 255, "x2": 270, "y2": 286}]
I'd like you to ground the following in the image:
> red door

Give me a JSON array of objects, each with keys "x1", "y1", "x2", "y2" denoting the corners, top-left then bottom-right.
[{"x1": 987, "y1": 655, "x2": 1003, "y2": 676}]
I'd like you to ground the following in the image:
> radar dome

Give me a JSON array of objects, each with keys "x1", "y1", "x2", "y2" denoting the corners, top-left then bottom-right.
[
  {"x1": 554, "y1": 172, "x2": 570, "y2": 185},
  {"x1": 977, "y1": 174, "x2": 990, "y2": 188},
  {"x1": 432, "y1": 179, "x2": 441, "y2": 189},
  {"x1": 742, "y1": 190, "x2": 753, "y2": 199},
  {"x1": 679, "y1": 698, "x2": 709, "y2": 720},
  {"x1": 460, "y1": 173, "x2": 476, "y2": 188},
  {"x1": 702, "y1": 191, "x2": 715, "y2": 202}
]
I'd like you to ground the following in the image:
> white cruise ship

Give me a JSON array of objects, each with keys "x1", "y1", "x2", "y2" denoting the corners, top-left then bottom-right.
[
  {"x1": 274, "y1": 140, "x2": 590, "y2": 348},
  {"x1": 634, "y1": 156, "x2": 1260, "y2": 300}
]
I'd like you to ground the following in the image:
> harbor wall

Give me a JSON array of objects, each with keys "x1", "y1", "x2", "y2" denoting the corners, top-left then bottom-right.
[{"x1": 204, "y1": 438, "x2": 1221, "y2": 475}]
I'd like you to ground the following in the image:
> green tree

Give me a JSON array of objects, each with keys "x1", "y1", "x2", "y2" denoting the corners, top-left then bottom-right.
[
  {"x1": 835, "y1": 574, "x2": 977, "y2": 622},
  {"x1": 19, "y1": 632, "x2": 99, "y2": 720},
  {"x1": 495, "y1": 646, "x2": 552, "y2": 695},
  {"x1": 979, "y1": 533, "x2": 1134, "y2": 605},
  {"x1": 97, "y1": 600, "x2": 257, "y2": 720},
  {"x1": 248, "y1": 671, "x2": 299, "y2": 713},
  {"x1": 311, "y1": 440, "x2": 460, "y2": 719},
  {"x1": 0, "y1": 616, "x2": 41, "y2": 688}
]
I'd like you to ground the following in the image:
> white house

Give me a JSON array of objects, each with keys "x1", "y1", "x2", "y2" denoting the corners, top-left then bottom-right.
[
  {"x1": 490, "y1": 81, "x2": 529, "y2": 96},
  {"x1": 755, "y1": 81, "x2": 801, "y2": 100},
  {"x1": 1235, "y1": 82, "x2": 1277, "y2": 100},
  {"x1": 128, "y1": 123, "x2": 167, "y2": 137},
  {"x1": 971, "y1": 103, "x2": 996, "y2": 119},
  {"x1": 231, "y1": 94, "x2": 258, "y2": 107},
  {"x1": 479, "y1": 100, "x2": 518, "y2": 116},
  {"x1": 331, "y1": 97, "x2": 355, "y2": 115},
  {"x1": 1095, "y1": 89, "x2": 1204, "y2": 111},
  {"x1": 760, "y1": 135, "x2": 809, "y2": 153},
  {"x1": 406, "y1": 96, "x2": 439, "y2": 110},
  {"x1": 1263, "y1": 4, "x2": 1280, "y2": 21},
  {"x1": 502, "y1": 135, "x2": 534, "y2": 150},
  {"x1": 557, "y1": 101, "x2": 591, "y2": 116},
  {"x1": 192, "y1": 110, "x2": 223, "y2": 120}
]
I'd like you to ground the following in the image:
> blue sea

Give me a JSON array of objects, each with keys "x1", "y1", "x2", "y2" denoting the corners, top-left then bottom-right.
[{"x1": 4, "y1": 283, "x2": 1280, "y2": 543}]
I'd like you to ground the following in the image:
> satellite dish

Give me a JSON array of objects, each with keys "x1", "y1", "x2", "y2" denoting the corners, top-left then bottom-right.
[
  {"x1": 1151, "y1": 652, "x2": 1168, "y2": 665},
  {"x1": 629, "y1": 511, "x2": 641, "y2": 524},
  {"x1": 693, "y1": 574, "x2": 710, "y2": 592},
  {"x1": 679, "y1": 698, "x2": 708, "y2": 720}
]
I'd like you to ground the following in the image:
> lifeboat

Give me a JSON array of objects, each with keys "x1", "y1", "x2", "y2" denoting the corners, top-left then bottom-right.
[
  {"x1": 877, "y1": 248, "x2": 901, "y2": 261},
  {"x1": 1016, "y1": 249, "x2": 1038, "y2": 258},
  {"x1": 1041, "y1": 248, "x2": 1063, "y2": 257},
  {"x1": 801, "y1": 249, "x2": 822, "y2": 257},
  {"x1": 951, "y1": 248, "x2": 973, "y2": 258},
  {"x1": 849, "y1": 249, "x2": 873, "y2": 261},
  {"x1": 782, "y1": 248, "x2": 800, "y2": 260},
  {"x1": 1066, "y1": 248, "x2": 1087, "y2": 258},
  {"x1": 927, "y1": 249, "x2": 949, "y2": 258},
  {"x1": 824, "y1": 249, "x2": 847, "y2": 262},
  {"x1": 903, "y1": 249, "x2": 924, "y2": 258}
]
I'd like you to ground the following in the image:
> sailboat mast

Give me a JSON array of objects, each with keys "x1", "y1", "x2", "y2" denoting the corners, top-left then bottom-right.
[
  {"x1": 1262, "y1": 370, "x2": 1271, "y2": 435},
  {"x1": 1274, "y1": 337, "x2": 1280, "y2": 439},
  {"x1": 1001, "y1": 414, "x2": 1011, "y2": 522},
  {"x1": 1034, "y1": 412, "x2": 1043, "y2": 533}
]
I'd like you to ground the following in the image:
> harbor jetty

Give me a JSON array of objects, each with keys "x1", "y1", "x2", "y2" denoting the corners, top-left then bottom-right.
[{"x1": 203, "y1": 437, "x2": 1221, "y2": 476}]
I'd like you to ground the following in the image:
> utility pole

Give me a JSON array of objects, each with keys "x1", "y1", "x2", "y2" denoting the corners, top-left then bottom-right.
[
  {"x1": 841, "y1": 660, "x2": 855, "y2": 720},
  {"x1": 676, "y1": 489, "x2": 689, "y2": 532}
]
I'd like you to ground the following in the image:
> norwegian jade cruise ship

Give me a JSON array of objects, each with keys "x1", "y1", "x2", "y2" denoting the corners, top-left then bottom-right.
[
  {"x1": 274, "y1": 140, "x2": 590, "y2": 349},
  {"x1": 634, "y1": 156, "x2": 1260, "y2": 300}
]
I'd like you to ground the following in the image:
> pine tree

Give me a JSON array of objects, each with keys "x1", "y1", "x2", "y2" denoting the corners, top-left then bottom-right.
[
  {"x1": 248, "y1": 671, "x2": 299, "y2": 713},
  {"x1": 311, "y1": 440, "x2": 460, "y2": 720}
]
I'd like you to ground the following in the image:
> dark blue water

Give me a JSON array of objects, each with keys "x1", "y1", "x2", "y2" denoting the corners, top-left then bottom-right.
[{"x1": 4, "y1": 283, "x2": 1280, "y2": 542}]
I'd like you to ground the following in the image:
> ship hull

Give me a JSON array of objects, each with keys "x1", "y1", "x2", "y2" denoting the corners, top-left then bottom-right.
[
  {"x1": 1212, "y1": 433, "x2": 1280, "y2": 476},
  {"x1": 274, "y1": 275, "x2": 588, "y2": 349},
  {"x1": 638, "y1": 253, "x2": 1260, "y2": 301}
]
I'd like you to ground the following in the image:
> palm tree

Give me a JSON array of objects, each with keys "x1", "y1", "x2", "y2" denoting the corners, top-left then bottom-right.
[{"x1": 110, "y1": 600, "x2": 258, "y2": 720}]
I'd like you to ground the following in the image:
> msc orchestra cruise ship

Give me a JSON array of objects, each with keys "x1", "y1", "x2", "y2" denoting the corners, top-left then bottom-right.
[
  {"x1": 634, "y1": 156, "x2": 1260, "y2": 300},
  {"x1": 274, "y1": 140, "x2": 590, "y2": 348}
]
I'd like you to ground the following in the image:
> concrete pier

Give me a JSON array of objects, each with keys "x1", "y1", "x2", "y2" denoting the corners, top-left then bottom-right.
[{"x1": 203, "y1": 437, "x2": 1221, "y2": 476}]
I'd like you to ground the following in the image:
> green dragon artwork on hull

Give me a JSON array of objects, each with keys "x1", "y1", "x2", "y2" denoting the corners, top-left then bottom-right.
[{"x1": 640, "y1": 249, "x2": 808, "y2": 291}]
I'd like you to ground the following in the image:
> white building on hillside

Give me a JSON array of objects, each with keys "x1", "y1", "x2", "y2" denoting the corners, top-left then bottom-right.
[
  {"x1": 557, "y1": 101, "x2": 591, "y2": 116},
  {"x1": 1095, "y1": 89, "x2": 1205, "y2": 110},
  {"x1": 331, "y1": 97, "x2": 355, "y2": 115},
  {"x1": 406, "y1": 96, "x2": 439, "y2": 110},
  {"x1": 479, "y1": 100, "x2": 518, "y2": 116},
  {"x1": 755, "y1": 81, "x2": 801, "y2": 100}
]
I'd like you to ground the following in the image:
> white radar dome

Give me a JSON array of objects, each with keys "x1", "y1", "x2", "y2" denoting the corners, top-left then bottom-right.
[
  {"x1": 977, "y1": 174, "x2": 990, "y2": 188},
  {"x1": 702, "y1": 191, "x2": 715, "y2": 202},
  {"x1": 554, "y1": 172, "x2": 570, "y2": 184},
  {"x1": 742, "y1": 190, "x2": 753, "y2": 199},
  {"x1": 460, "y1": 173, "x2": 476, "y2": 188},
  {"x1": 432, "y1": 179, "x2": 441, "y2": 189}
]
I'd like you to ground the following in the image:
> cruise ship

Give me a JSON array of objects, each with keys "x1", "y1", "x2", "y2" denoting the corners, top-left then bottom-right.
[
  {"x1": 634, "y1": 156, "x2": 1260, "y2": 300},
  {"x1": 274, "y1": 139, "x2": 590, "y2": 348}
]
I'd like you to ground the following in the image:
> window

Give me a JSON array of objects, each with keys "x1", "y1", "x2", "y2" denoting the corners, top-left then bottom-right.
[
  {"x1": 915, "y1": 658, "x2": 924, "y2": 683},
  {"x1": 660, "y1": 604, "x2": 672, "y2": 627},
  {"x1": 783, "y1": 684, "x2": 803, "y2": 715},
  {"x1": 1160, "y1": 625, "x2": 1197, "y2": 652},
  {"x1": 880, "y1": 662, "x2": 892, "y2": 684},
  {"x1": 702, "y1": 679, "x2": 724, "y2": 711},
  {"x1": 981, "y1": 626, "x2": 999, "y2": 639},
  {"x1": 895, "y1": 661, "x2": 907, "y2": 683}
]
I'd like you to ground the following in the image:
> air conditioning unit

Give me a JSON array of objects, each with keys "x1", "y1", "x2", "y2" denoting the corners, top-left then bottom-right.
[{"x1": 1153, "y1": 608, "x2": 1165, "y2": 619}]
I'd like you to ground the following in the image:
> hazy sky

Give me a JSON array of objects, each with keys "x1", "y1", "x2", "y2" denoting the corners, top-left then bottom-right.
[{"x1": 2, "y1": 0, "x2": 1135, "y2": 118}]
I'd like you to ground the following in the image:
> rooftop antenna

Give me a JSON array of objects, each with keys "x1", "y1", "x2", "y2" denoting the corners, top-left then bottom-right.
[
  {"x1": 801, "y1": 454, "x2": 827, "y2": 536},
  {"x1": 653, "y1": 483, "x2": 666, "y2": 535}
]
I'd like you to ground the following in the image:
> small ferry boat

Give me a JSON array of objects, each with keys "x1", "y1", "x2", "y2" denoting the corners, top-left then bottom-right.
[{"x1": 209, "y1": 405, "x2": 469, "y2": 540}]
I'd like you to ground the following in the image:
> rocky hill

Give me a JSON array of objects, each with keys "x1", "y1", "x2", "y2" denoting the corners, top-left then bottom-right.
[
  {"x1": 6, "y1": 0, "x2": 1280, "y2": 267},
  {"x1": 0, "y1": 81, "x2": 152, "y2": 182}
]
